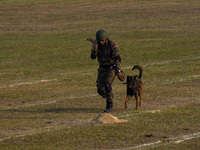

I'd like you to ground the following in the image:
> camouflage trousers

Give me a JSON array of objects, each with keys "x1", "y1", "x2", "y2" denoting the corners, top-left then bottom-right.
[{"x1": 96, "y1": 66, "x2": 116, "y2": 103}]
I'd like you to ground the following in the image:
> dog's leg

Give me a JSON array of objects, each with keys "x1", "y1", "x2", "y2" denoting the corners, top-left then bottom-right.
[
  {"x1": 125, "y1": 95, "x2": 130, "y2": 108},
  {"x1": 139, "y1": 90, "x2": 142, "y2": 107},
  {"x1": 135, "y1": 92, "x2": 139, "y2": 110}
]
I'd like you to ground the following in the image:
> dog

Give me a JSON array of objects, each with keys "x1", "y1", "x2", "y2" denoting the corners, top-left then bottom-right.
[{"x1": 124, "y1": 65, "x2": 143, "y2": 110}]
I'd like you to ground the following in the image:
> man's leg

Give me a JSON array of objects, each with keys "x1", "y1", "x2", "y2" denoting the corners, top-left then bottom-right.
[
  {"x1": 104, "y1": 69, "x2": 116, "y2": 113},
  {"x1": 96, "y1": 68, "x2": 106, "y2": 98},
  {"x1": 97, "y1": 87, "x2": 106, "y2": 98}
]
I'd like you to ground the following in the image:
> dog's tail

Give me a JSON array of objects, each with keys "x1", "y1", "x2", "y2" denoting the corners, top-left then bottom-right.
[{"x1": 132, "y1": 65, "x2": 143, "y2": 79}]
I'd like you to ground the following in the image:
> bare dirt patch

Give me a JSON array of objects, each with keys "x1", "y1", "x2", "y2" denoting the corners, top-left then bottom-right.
[{"x1": 91, "y1": 113, "x2": 128, "y2": 124}]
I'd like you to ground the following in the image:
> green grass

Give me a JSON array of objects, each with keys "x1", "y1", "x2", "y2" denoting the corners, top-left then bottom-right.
[
  {"x1": 0, "y1": 0, "x2": 200, "y2": 149},
  {"x1": 1, "y1": 104, "x2": 199, "y2": 149}
]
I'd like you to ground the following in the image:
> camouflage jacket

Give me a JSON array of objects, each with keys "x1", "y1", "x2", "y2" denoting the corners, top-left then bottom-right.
[{"x1": 91, "y1": 39, "x2": 121, "y2": 71}]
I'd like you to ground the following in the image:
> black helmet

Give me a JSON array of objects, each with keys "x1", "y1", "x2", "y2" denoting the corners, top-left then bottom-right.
[{"x1": 96, "y1": 30, "x2": 109, "y2": 41}]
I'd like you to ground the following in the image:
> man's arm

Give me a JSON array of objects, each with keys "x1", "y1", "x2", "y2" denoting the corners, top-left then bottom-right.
[
  {"x1": 87, "y1": 38, "x2": 98, "y2": 59},
  {"x1": 91, "y1": 43, "x2": 98, "y2": 59},
  {"x1": 111, "y1": 42, "x2": 125, "y2": 81},
  {"x1": 111, "y1": 42, "x2": 121, "y2": 71}
]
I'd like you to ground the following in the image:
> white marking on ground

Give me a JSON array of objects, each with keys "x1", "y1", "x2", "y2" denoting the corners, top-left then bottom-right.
[
  {"x1": 158, "y1": 74, "x2": 200, "y2": 85},
  {"x1": 119, "y1": 110, "x2": 161, "y2": 118},
  {"x1": 1, "y1": 73, "x2": 199, "y2": 110},
  {"x1": 8, "y1": 79, "x2": 58, "y2": 87},
  {"x1": 1, "y1": 56, "x2": 199, "y2": 89},
  {"x1": 133, "y1": 141, "x2": 162, "y2": 150},
  {"x1": 123, "y1": 55, "x2": 200, "y2": 69},
  {"x1": 1, "y1": 127, "x2": 199, "y2": 150},
  {"x1": 0, "y1": 56, "x2": 199, "y2": 110},
  {"x1": 169, "y1": 132, "x2": 200, "y2": 144},
  {"x1": 1, "y1": 94, "x2": 98, "y2": 110},
  {"x1": 0, "y1": 125, "x2": 61, "y2": 142},
  {"x1": 115, "y1": 132, "x2": 200, "y2": 150}
]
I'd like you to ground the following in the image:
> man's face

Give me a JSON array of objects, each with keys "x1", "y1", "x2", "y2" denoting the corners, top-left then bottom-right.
[{"x1": 99, "y1": 39, "x2": 106, "y2": 46}]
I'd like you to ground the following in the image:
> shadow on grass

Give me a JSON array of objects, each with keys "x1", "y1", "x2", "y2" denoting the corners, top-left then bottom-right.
[
  {"x1": 0, "y1": 107, "x2": 103, "y2": 114},
  {"x1": 44, "y1": 107, "x2": 102, "y2": 113}
]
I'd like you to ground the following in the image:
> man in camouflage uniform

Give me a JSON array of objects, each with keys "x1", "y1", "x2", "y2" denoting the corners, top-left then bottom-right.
[{"x1": 90, "y1": 30, "x2": 125, "y2": 113}]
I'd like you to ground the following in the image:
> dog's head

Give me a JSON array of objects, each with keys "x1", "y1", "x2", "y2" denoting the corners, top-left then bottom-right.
[{"x1": 127, "y1": 75, "x2": 138, "y2": 88}]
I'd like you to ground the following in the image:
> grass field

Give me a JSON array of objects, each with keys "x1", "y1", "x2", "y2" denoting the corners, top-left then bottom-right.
[{"x1": 0, "y1": 0, "x2": 200, "y2": 149}]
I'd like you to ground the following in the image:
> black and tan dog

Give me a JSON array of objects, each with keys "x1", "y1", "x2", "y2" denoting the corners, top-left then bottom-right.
[{"x1": 124, "y1": 65, "x2": 143, "y2": 110}]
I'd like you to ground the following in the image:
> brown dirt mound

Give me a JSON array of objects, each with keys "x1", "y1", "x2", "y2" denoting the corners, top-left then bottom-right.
[{"x1": 91, "y1": 113, "x2": 128, "y2": 124}]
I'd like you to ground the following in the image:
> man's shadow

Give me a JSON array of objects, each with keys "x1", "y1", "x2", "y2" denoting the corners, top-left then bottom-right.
[{"x1": 44, "y1": 107, "x2": 102, "y2": 113}]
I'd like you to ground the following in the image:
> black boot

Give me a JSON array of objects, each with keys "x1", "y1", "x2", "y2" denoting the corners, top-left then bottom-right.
[{"x1": 104, "y1": 101, "x2": 113, "y2": 113}]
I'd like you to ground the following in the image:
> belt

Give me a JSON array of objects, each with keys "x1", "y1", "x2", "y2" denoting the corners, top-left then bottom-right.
[{"x1": 99, "y1": 64, "x2": 113, "y2": 69}]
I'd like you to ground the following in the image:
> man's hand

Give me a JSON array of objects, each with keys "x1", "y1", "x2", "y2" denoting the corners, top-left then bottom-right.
[{"x1": 91, "y1": 43, "x2": 98, "y2": 52}]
